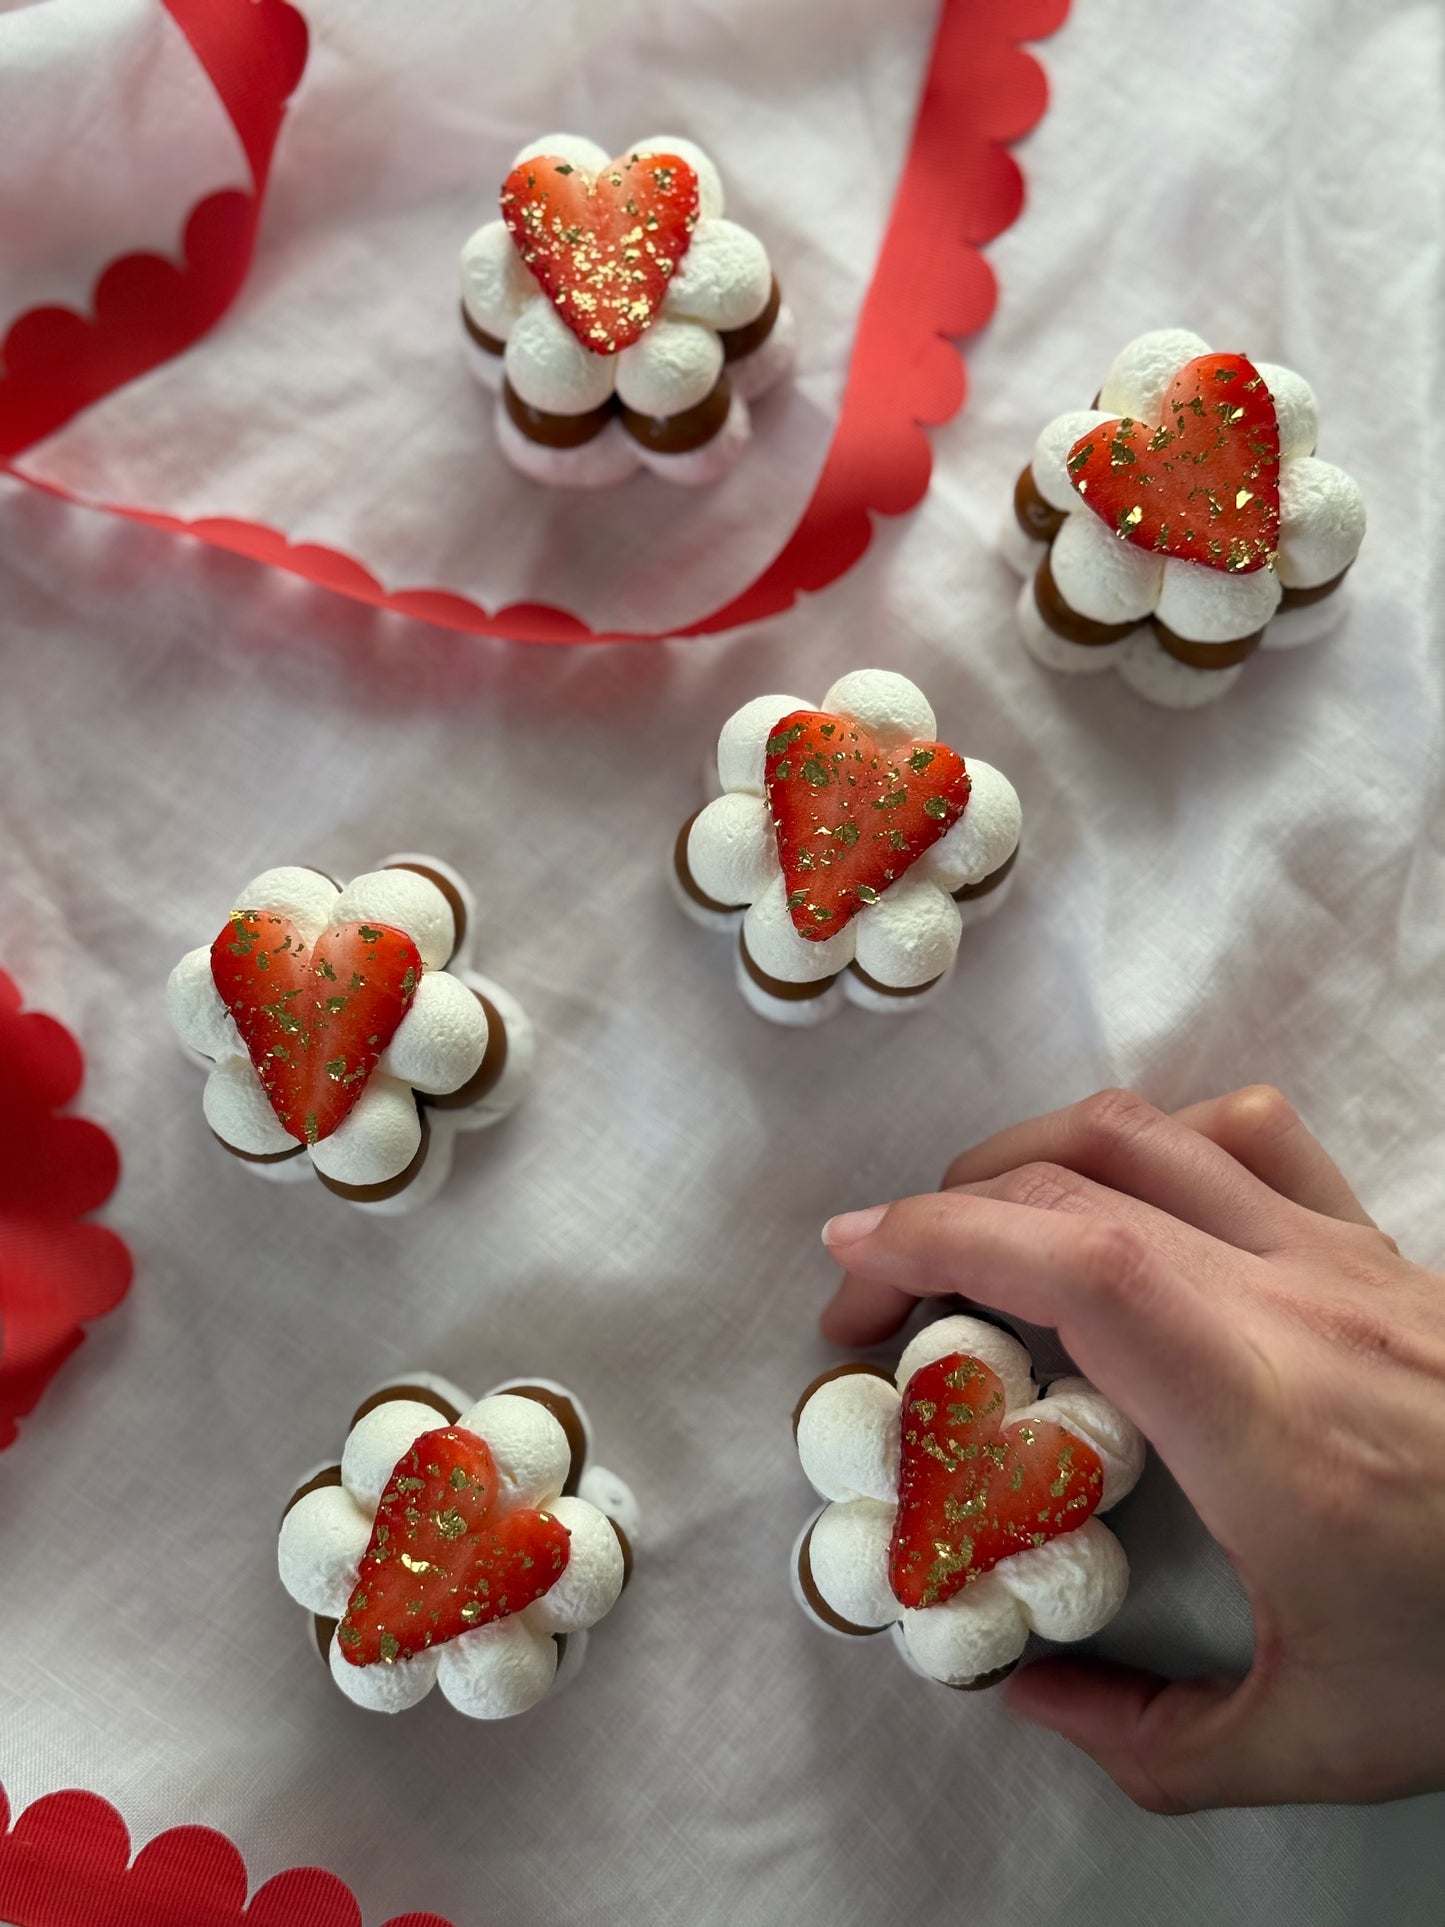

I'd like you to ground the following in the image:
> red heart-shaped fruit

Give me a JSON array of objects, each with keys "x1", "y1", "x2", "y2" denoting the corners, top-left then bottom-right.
[
  {"x1": 1067, "y1": 353, "x2": 1281, "y2": 573},
  {"x1": 336, "y1": 1427, "x2": 570, "y2": 1667},
  {"x1": 889, "y1": 1353, "x2": 1104, "y2": 1610},
  {"x1": 210, "y1": 914, "x2": 422, "y2": 1145},
  {"x1": 764, "y1": 711, "x2": 971, "y2": 941},
  {"x1": 500, "y1": 149, "x2": 700, "y2": 356}
]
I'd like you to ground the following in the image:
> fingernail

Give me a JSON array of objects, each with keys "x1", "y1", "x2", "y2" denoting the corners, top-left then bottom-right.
[{"x1": 821, "y1": 1204, "x2": 888, "y2": 1248}]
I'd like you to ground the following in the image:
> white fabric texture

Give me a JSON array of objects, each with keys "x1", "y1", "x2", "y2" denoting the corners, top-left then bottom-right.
[{"x1": 1, "y1": 1, "x2": 1444, "y2": 1924}]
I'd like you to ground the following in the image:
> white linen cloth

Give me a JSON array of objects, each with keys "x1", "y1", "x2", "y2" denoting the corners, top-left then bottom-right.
[{"x1": 1, "y1": 1, "x2": 1443, "y2": 1923}]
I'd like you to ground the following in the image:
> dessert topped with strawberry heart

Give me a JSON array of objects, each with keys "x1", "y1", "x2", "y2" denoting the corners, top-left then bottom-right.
[
  {"x1": 460, "y1": 133, "x2": 795, "y2": 489},
  {"x1": 279, "y1": 1373, "x2": 637, "y2": 1719},
  {"x1": 792, "y1": 1315, "x2": 1144, "y2": 1689},
  {"x1": 1003, "y1": 329, "x2": 1366, "y2": 709},
  {"x1": 168, "y1": 857, "x2": 534, "y2": 1212},
  {"x1": 673, "y1": 670, "x2": 1021, "y2": 1026}
]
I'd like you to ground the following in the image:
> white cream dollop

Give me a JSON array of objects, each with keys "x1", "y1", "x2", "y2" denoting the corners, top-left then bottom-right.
[
  {"x1": 665, "y1": 219, "x2": 771, "y2": 331},
  {"x1": 793, "y1": 1316, "x2": 1142, "y2": 1686},
  {"x1": 920, "y1": 761, "x2": 1022, "y2": 891}
]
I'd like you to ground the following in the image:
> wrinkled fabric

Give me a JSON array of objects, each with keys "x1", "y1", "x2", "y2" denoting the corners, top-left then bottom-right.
[{"x1": 1, "y1": 1, "x2": 1443, "y2": 1924}]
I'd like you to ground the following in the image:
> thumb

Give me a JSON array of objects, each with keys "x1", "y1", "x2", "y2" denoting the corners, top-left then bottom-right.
[{"x1": 1005, "y1": 1659, "x2": 1292, "y2": 1813}]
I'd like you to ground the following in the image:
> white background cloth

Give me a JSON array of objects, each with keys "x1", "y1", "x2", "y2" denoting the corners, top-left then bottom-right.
[{"x1": 1, "y1": 1, "x2": 1444, "y2": 1923}]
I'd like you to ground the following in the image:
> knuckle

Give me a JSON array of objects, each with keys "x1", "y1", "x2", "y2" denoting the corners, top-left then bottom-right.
[
  {"x1": 1221, "y1": 1083, "x2": 1299, "y2": 1146},
  {"x1": 994, "y1": 1161, "x2": 1090, "y2": 1214},
  {"x1": 1076, "y1": 1087, "x2": 1162, "y2": 1157},
  {"x1": 1073, "y1": 1219, "x2": 1155, "y2": 1306}
]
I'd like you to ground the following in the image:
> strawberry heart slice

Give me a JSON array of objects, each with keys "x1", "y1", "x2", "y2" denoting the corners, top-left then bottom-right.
[
  {"x1": 764, "y1": 711, "x2": 971, "y2": 941},
  {"x1": 210, "y1": 913, "x2": 422, "y2": 1145},
  {"x1": 501, "y1": 149, "x2": 700, "y2": 355},
  {"x1": 336, "y1": 1427, "x2": 570, "y2": 1667},
  {"x1": 1067, "y1": 353, "x2": 1281, "y2": 573},
  {"x1": 890, "y1": 1353, "x2": 1104, "y2": 1610}
]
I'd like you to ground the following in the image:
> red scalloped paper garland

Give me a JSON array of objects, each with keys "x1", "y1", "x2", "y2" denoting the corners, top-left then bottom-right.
[
  {"x1": 0, "y1": 971, "x2": 132, "y2": 1450},
  {"x1": 1, "y1": 0, "x2": 1065, "y2": 640},
  {"x1": 0, "y1": 1782, "x2": 454, "y2": 1927}
]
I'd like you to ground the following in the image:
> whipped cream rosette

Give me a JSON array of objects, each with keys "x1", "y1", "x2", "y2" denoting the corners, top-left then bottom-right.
[
  {"x1": 167, "y1": 855, "x2": 533, "y2": 1213},
  {"x1": 460, "y1": 133, "x2": 794, "y2": 489},
  {"x1": 279, "y1": 1373, "x2": 637, "y2": 1719},
  {"x1": 792, "y1": 1316, "x2": 1143, "y2": 1689},
  {"x1": 1002, "y1": 329, "x2": 1366, "y2": 708},
  {"x1": 672, "y1": 669, "x2": 1021, "y2": 1026}
]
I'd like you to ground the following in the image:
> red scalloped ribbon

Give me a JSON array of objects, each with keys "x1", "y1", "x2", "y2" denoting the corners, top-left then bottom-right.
[
  {"x1": 0, "y1": 1781, "x2": 454, "y2": 1926},
  {"x1": 1, "y1": 0, "x2": 1065, "y2": 639},
  {"x1": 0, "y1": 971, "x2": 132, "y2": 1450}
]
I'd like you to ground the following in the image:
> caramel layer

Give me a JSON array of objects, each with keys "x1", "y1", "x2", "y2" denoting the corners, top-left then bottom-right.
[
  {"x1": 461, "y1": 304, "x2": 505, "y2": 357},
  {"x1": 214, "y1": 1130, "x2": 305, "y2": 1166},
  {"x1": 1014, "y1": 464, "x2": 1065, "y2": 542},
  {"x1": 349, "y1": 1381, "x2": 463, "y2": 1430},
  {"x1": 282, "y1": 1463, "x2": 342, "y2": 1522},
  {"x1": 619, "y1": 374, "x2": 732, "y2": 455},
  {"x1": 739, "y1": 932, "x2": 837, "y2": 1002},
  {"x1": 1152, "y1": 620, "x2": 1264, "y2": 671},
  {"x1": 1279, "y1": 562, "x2": 1352, "y2": 609},
  {"x1": 718, "y1": 278, "x2": 782, "y2": 363},
  {"x1": 503, "y1": 379, "x2": 612, "y2": 449}
]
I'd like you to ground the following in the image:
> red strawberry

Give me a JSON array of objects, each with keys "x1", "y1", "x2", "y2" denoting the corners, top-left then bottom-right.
[
  {"x1": 500, "y1": 149, "x2": 700, "y2": 355},
  {"x1": 337, "y1": 1427, "x2": 571, "y2": 1667},
  {"x1": 889, "y1": 1354, "x2": 1104, "y2": 1610},
  {"x1": 1066, "y1": 353, "x2": 1281, "y2": 573},
  {"x1": 209, "y1": 914, "x2": 421, "y2": 1145},
  {"x1": 764, "y1": 711, "x2": 970, "y2": 941}
]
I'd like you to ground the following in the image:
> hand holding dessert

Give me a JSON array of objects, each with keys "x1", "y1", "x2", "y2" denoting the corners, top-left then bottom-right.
[{"x1": 820, "y1": 1085, "x2": 1445, "y2": 1812}]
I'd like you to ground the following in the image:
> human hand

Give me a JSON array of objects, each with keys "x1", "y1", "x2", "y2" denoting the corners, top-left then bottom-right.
[{"x1": 819, "y1": 1086, "x2": 1445, "y2": 1812}]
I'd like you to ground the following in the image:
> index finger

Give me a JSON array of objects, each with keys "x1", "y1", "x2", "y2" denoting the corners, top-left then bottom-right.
[{"x1": 820, "y1": 1189, "x2": 1269, "y2": 1457}]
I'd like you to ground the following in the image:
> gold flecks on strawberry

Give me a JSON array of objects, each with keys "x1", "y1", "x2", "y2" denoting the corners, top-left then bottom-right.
[
  {"x1": 888, "y1": 1354, "x2": 1104, "y2": 1610},
  {"x1": 337, "y1": 1428, "x2": 571, "y2": 1667},
  {"x1": 209, "y1": 914, "x2": 422, "y2": 1143},
  {"x1": 499, "y1": 150, "x2": 700, "y2": 355},
  {"x1": 763, "y1": 711, "x2": 971, "y2": 940},
  {"x1": 1067, "y1": 354, "x2": 1281, "y2": 573}
]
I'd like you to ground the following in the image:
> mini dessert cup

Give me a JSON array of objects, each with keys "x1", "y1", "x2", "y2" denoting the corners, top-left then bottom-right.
[
  {"x1": 1004, "y1": 329, "x2": 1366, "y2": 708},
  {"x1": 672, "y1": 670, "x2": 1022, "y2": 1026},
  {"x1": 279, "y1": 1372, "x2": 637, "y2": 1719},
  {"x1": 792, "y1": 1315, "x2": 1143, "y2": 1689},
  {"x1": 167, "y1": 855, "x2": 533, "y2": 1213},
  {"x1": 460, "y1": 133, "x2": 794, "y2": 489}
]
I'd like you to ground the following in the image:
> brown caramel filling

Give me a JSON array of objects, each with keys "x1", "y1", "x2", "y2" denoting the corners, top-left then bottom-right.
[
  {"x1": 792, "y1": 1362, "x2": 893, "y2": 1439},
  {"x1": 212, "y1": 1130, "x2": 305, "y2": 1166},
  {"x1": 1279, "y1": 561, "x2": 1352, "y2": 609},
  {"x1": 718, "y1": 277, "x2": 782, "y2": 363},
  {"x1": 1014, "y1": 464, "x2": 1065, "y2": 543},
  {"x1": 461, "y1": 303, "x2": 506, "y2": 357},
  {"x1": 739, "y1": 931, "x2": 837, "y2": 1002},
  {"x1": 349, "y1": 1381, "x2": 463, "y2": 1430},
  {"x1": 503, "y1": 379, "x2": 613, "y2": 449},
  {"x1": 619, "y1": 373, "x2": 732, "y2": 455},
  {"x1": 1152, "y1": 621, "x2": 1264, "y2": 671}
]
